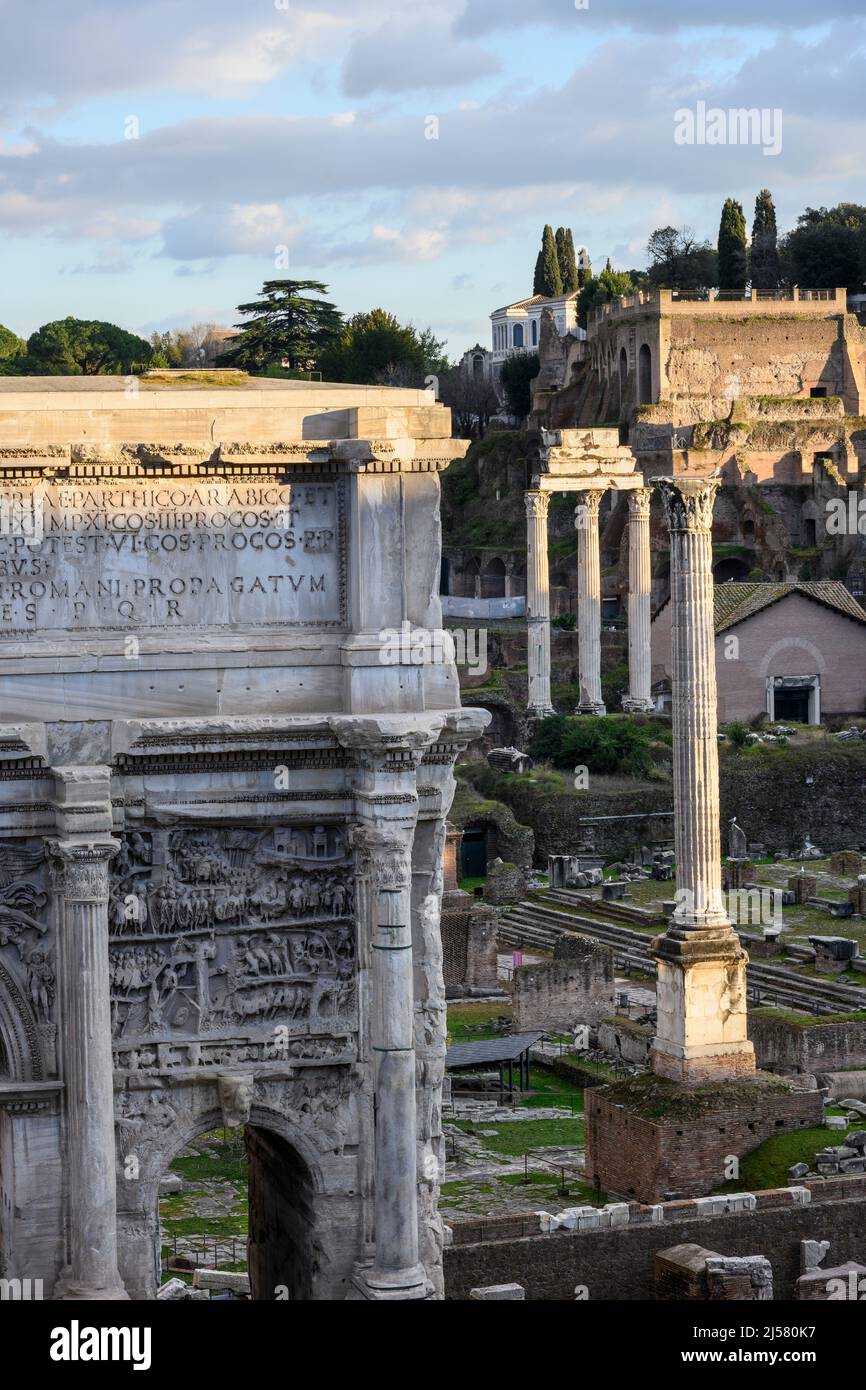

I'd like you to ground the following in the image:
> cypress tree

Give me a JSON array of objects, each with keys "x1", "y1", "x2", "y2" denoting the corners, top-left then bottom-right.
[
  {"x1": 533, "y1": 250, "x2": 545, "y2": 295},
  {"x1": 538, "y1": 225, "x2": 563, "y2": 297},
  {"x1": 718, "y1": 198, "x2": 748, "y2": 293},
  {"x1": 751, "y1": 189, "x2": 781, "y2": 291},
  {"x1": 557, "y1": 227, "x2": 580, "y2": 292}
]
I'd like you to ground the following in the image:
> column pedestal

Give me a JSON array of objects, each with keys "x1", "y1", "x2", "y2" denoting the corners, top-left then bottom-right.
[
  {"x1": 622, "y1": 487, "x2": 655, "y2": 714},
  {"x1": 525, "y1": 491, "x2": 555, "y2": 718},
  {"x1": 575, "y1": 489, "x2": 606, "y2": 716},
  {"x1": 49, "y1": 836, "x2": 128, "y2": 1301}
]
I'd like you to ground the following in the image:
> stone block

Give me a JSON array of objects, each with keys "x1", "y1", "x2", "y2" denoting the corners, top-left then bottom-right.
[
  {"x1": 192, "y1": 1268, "x2": 251, "y2": 1294},
  {"x1": 468, "y1": 1283, "x2": 526, "y2": 1300}
]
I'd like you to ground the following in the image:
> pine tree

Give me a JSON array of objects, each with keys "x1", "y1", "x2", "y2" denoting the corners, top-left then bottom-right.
[
  {"x1": 533, "y1": 250, "x2": 545, "y2": 295},
  {"x1": 538, "y1": 225, "x2": 563, "y2": 297},
  {"x1": 751, "y1": 189, "x2": 781, "y2": 291},
  {"x1": 557, "y1": 227, "x2": 580, "y2": 292},
  {"x1": 718, "y1": 199, "x2": 748, "y2": 293}
]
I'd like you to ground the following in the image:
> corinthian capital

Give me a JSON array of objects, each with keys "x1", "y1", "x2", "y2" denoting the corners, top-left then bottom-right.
[
  {"x1": 350, "y1": 824, "x2": 413, "y2": 890},
  {"x1": 626, "y1": 487, "x2": 652, "y2": 521},
  {"x1": 524, "y1": 490, "x2": 550, "y2": 521},
  {"x1": 657, "y1": 476, "x2": 719, "y2": 535},
  {"x1": 46, "y1": 838, "x2": 119, "y2": 902}
]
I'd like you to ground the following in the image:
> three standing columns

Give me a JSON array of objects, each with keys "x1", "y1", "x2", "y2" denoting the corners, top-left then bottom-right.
[
  {"x1": 574, "y1": 489, "x2": 607, "y2": 715},
  {"x1": 525, "y1": 491, "x2": 555, "y2": 717},
  {"x1": 650, "y1": 477, "x2": 755, "y2": 1084},
  {"x1": 623, "y1": 488, "x2": 655, "y2": 713},
  {"x1": 524, "y1": 484, "x2": 655, "y2": 719},
  {"x1": 49, "y1": 831, "x2": 128, "y2": 1300}
]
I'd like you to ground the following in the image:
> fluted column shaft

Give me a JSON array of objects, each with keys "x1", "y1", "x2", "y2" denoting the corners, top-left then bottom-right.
[
  {"x1": 575, "y1": 489, "x2": 606, "y2": 716},
  {"x1": 49, "y1": 837, "x2": 128, "y2": 1300},
  {"x1": 651, "y1": 477, "x2": 755, "y2": 1083},
  {"x1": 660, "y1": 480, "x2": 727, "y2": 930},
  {"x1": 525, "y1": 491, "x2": 554, "y2": 717},
  {"x1": 623, "y1": 488, "x2": 655, "y2": 713}
]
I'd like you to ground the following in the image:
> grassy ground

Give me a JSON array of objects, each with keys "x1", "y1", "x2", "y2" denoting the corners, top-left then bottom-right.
[
  {"x1": 439, "y1": 1171, "x2": 604, "y2": 1217},
  {"x1": 711, "y1": 1126, "x2": 840, "y2": 1195},
  {"x1": 453, "y1": 1115, "x2": 585, "y2": 1153},
  {"x1": 447, "y1": 999, "x2": 512, "y2": 1043},
  {"x1": 159, "y1": 1129, "x2": 249, "y2": 1273}
]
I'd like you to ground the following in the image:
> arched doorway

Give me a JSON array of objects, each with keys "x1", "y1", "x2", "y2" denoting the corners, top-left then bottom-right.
[
  {"x1": 638, "y1": 344, "x2": 653, "y2": 404},
  {"x1": 246, "y1": 1125, "x2": 317, "y2": 1301},
  {"x1": 481, "y1": 558, "x2": 507, "y2": 599},
  {"x1": 618, "y1": 348, "x2": 628, "y2": 409}
]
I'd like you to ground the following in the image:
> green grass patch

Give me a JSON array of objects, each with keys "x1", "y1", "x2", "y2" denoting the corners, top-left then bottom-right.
[
  {"x1": 447, "y1": 1000, "x2": 512, "y2": 1043},
  {"x1": 454, "y1": 1116, "x2": 585, "y2": 1154},
  {"x1": 712, "y1": 1126, "x2": 839, "y2": 1195}
]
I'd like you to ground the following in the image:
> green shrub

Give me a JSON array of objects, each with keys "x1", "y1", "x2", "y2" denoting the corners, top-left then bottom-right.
[{"x1": 528, "y1": 714, "x2": 655, "y2": 778}]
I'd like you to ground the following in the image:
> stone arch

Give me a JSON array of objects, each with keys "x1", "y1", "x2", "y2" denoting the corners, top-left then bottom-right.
[
  {"x1": 117, "y1": 1088, "x2": 342, "y2": 1300},
  {"x1": 713, "y1": 557, "x2": 752, "y2": 584},
  {"x1": 638, "y1": 344, "x2": 653, "y2": 404},
  {"x1": 618, "y1": 347, "x2": 628, "y2": 407},
  {"x1": 0, "y1": 960, "x2": 43, "y2": 1081},
  {"x1": 481, "y1": 557, "x2": 507, "y2": 600}
]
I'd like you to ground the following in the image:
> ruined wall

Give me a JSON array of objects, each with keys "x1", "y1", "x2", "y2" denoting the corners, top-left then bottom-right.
[
  {"x1": 513, "y1": 940, "x2": 614, "y2": 1032},
  {"x1": 444, "y1": 1177, "x2": 866, "y2": 1300},
  {"x1": 585, "y1": 1084, "x2": 822, "y2": 1203},
  {"x1": 667, "y1": 315, "x2": 850, "y2": 402},
  {"x1": 441, "y1": 898, "x2": 498, "y2": 994},
  {"x1": 749, "y1": 1010, "x2": 866, "y2": 1075}
]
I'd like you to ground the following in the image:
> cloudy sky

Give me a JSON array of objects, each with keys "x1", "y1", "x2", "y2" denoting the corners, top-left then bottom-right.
[{"x1": 0, "y1": 0, "x2": 864, "y2": 354}]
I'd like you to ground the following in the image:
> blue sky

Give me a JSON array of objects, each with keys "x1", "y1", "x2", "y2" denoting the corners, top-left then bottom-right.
[{"x1": 0, "y1": 1, "x2": 863, "y2": 356}]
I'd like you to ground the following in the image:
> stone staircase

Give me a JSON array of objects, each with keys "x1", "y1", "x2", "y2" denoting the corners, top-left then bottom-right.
[{"x1": 498, "y1": 894, "x2": 866, "y2": 1017}]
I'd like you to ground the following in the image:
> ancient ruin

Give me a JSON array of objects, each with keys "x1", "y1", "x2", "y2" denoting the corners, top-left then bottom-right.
[{"x1": 0, "y1": 376, "x2": 485, "y2": 1301}]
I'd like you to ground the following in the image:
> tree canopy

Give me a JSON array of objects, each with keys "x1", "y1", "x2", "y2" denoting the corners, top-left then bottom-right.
[
  {"x1": 499, "y1": 351, "x2": 540, "y2": 420},
  {"x1": 750, "y1": 190, "x2": 781, "y2": 291},
  {"x1": 0, "y1": 323, "x2": 26, "y2": 373},
  {"x1": 646, "y1": 226, "x2": 718, "y2": 290},
  {"x1": 717, "y1": 199, "x2": 748, "y2": 293},
  {"x1": 317, "y1": 308, "x2": 447, "y2": 386},
  {"x1": 218, "y1": 279, "x2": 343, "y2": 372},
  {"x1": 22, "y1": 317, "x2": 152, "y2": 374},
  {"x1": 577, "y1": 267, "x2": 638, "y2": 328},
  {"x1": 533, "y1": 225, "x2": 563, "y2": 297},
  {"x1": 782, "y1": 204, "x2": 866, "y2": 292},
  {"x1": 556, "y1": 227, "x2": 580, "y2": 293}
]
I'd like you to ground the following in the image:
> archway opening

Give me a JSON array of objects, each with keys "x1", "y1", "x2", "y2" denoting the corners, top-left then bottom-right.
[
  {"x1": 713, "y1": 557, "x2": 751, "y2": 584},
  {"x1": 481, "y1": 558, "x2": 507, "y2": 600},
  {"x1": 155, "y1": 1120, "x2": 318, "y2": 1300},
  {"x1": 618, "y1": 347, "x2": 628, "y2": 408},
  {"x1": 246, "y1": 1125, "x2": 316, "y2": 1301},
  {"x1": 638, "y1": 344, "x2": 653, "y2": 404}
]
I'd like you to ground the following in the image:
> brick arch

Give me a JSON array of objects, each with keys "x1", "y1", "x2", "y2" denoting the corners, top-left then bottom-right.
[{"x1": 759, "y1": 636, "x2": 827, "y2": 678}]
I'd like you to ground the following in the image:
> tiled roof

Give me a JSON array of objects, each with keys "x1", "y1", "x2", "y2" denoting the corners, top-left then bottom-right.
[{"x1": 712, "y1": 582, "x2": 866, "y2": 633}]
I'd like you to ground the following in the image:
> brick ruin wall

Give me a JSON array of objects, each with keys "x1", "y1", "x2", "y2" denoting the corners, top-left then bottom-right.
[
  {"x1": 585, "y1": 1085, "x2": 823, "y2": 1204},
  {"x1": 444, "y1": 1176, "x2": 866, "y2": 1300}
]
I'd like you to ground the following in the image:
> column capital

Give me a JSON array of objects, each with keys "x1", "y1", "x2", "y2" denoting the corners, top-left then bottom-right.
[
  {"x1": 626, "y1": 486, "x2": 652, "y2": 520},
  {"x1": 657, "y1": 476, "x2": 719, "y2": 535},
  {"x1": 524, "y1": 489, "x2": 550, "y2": 520},
  {"x1": 573, "y1": 488, "x2": 606, "y2": 528},
  {"x1": 46, "y1": 837, "x2": 119, "y2": 902},
  {"x1": 350, "y1": 824, "x2": 414, "y2": 890}
]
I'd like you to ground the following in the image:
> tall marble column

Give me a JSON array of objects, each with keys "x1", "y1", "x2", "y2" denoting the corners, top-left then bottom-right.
[
  {"x1": 525, "y1": 490, "x2": 555, "y2": 717},
  {"x1": 622, "y1": 487, "x2": 655, "y2": 713},
  {"x1": 49, "y1": 836, "x2": 128, "y2": 1300},
  {"x1": 575, "y1": 488, "x2": 606, "y2": 716},
  {"x1": 650, "y1": 477, "x2": 755, "y2": 1084},
  {"x1": 355, "y1": 824, "x2": 429, "y2": 1299}
]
